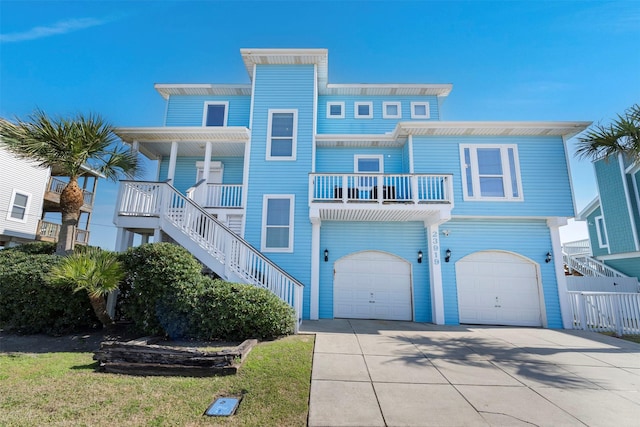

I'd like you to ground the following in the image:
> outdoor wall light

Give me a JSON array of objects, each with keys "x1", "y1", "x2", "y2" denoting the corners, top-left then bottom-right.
[
  {"x1": 445, "y1": 249, "x2": 452, "y2": 263},
  {"x1": 324, "y1": 249, "x2": 329, "y2": 262},
  {"x1": 417, "y1": 250, "x2": 423, "y2": 263},
  {"x1": 545, "y1": 252, "x2": 552, "y2": 263}
]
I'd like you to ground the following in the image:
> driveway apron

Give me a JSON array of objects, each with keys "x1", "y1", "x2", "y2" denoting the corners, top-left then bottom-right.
[{"x1": 301, "y1": 319, "x2": 640, "y2": 427}]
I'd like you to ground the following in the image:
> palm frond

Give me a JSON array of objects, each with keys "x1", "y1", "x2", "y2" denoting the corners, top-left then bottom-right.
[{"x1": 575, "y1": 104, "x2": 640, "y2": 162}]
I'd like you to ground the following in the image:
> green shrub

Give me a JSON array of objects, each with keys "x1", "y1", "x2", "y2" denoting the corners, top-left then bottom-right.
[
  {"x1": 3, "y1": 241, "x2": 56, "y2": 255},
  {"x1": 192, "y1": 279, "x2": 296, "y2": 341},
  {"x1": 118, "y1": 243, "x2": 204, "y2": 336},
  {"x1": 0, "y1": 251, "x2": 99, "y2": 334}
]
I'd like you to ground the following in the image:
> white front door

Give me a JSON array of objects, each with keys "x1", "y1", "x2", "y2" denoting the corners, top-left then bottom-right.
[
  {"x1": 334, "y1": 251, "x2": 412, "y2": 321},
  {"x1": 456, "y1": 251, "x2": 543, "y2": 327}
]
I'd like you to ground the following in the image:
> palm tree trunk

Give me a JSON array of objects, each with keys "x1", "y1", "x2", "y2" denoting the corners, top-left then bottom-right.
[
  {"x1": 88, "y1": 293, "x2": 115, "y2": 329},
  {"x1": 57, "y1": 177, "x2": 85, "y2": 255}
]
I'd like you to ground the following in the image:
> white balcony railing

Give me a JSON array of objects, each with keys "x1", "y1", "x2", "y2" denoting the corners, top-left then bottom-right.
[
  {"x1": 186, "y1": 180, "x2": 243, "y2": 208},
  {"x1": 309, "y1": 173, "x2": 453, "y2": 204},
  {"x1": 117, "y1": 180, "x2": 303, "y2": 329},
  {"x1": 562, "y1": 239, "x2": 591, "y2": 256}
]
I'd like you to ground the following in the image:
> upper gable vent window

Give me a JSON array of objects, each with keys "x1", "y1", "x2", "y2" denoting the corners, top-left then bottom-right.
[
  {"x1": 327, "y1": 102, "x2": 344, "y2": 118},
  {"x1": 383, "y1": 102, "x2": 402, "y2": 119},
  {"x1": 354, "y1": 102, "x2": 373, "y2": 119},
  {"x1": 411, "y1": 102, "x2": 430, "y2": 119}
]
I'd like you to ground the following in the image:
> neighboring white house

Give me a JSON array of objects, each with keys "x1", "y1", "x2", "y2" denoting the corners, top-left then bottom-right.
[{"x1": 0, "y1": 146, "x2": 99, "y2": 248}]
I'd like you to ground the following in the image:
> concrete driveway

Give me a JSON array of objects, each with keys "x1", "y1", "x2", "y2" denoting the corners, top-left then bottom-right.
[{"x1": 300, "y1": 319, "x2": 640, "y2": 427}]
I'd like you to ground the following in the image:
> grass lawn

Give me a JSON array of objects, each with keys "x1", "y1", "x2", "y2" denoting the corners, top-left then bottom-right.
[
  {"x1": 600, "y1": 332, "x2": 640, "y2": 344},
  {"x1": 0, "y1": 335, "x2": 314, "y2": 426}
]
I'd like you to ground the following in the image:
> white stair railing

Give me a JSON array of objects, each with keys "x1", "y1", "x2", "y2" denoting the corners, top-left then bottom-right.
[
  {"x1": 117, "y1": 180, "x2": 304, "y2": 329},
  {"x1": 561, "y1": 239, "x2": 627, "y2": 278}
]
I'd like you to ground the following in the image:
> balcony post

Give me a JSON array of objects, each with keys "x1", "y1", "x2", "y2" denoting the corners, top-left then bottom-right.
[
  {"x1": 167, "y1": 141, "x2": 178, "y2": 182},
  {"x1": 310, "y1": 214, "x2": 321, "y2": 320},
  {"x1": 411, "y1": 175, "x2": 419, "y2": 204}
]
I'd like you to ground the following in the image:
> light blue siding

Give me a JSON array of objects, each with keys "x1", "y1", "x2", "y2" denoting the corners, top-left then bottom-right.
[
  {"x1": 319, "y1": 221, "x2": 432, "y2": 321},
  {"x1": 440, "y1": 219, "x2": 562, "y2": 328},
  {"x1": 243, "y1": 64, "x2": 316, "y2": 318},
  {"x1": 317, "y1": 95, "x2": 440, "y2": 134},
  {"x1": 594, "y1": 158, "x2": 636, "y2": 253},
  {"x1": 165, "y1": 95, "x2": 251, "y2": 127},
  {"x1": 158, "y1": 156, "x2": 244, "y2": 194},
  {"x1": 604, "y1": 257, "x2": 640, "y2": 280},
  {"x1": 585, "y1": 206, "x2": 609, "y2": 257},
  {"x1": 412, "y1": 135, "x2": 574, "y2": 217},
  {"x1": 315, "y1": 147, "x2": 405, "y2": 173}
]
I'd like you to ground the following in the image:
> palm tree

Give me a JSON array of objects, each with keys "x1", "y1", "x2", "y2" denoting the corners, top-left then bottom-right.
[
  {"x1": 0, "y1": 110, "x2": 139, "y2": 254},
  {"x1": 50, "y1": 248, "x2": 125, "y2": 329},
  {"x1": 575, "y1": 104, "x2": 640, "y2": 162}
]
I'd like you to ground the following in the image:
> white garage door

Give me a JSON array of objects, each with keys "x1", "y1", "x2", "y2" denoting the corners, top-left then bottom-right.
[
  {"x1": 334, "y1": 251, "x2": 412, "y2": 321},
  {"x1": 456, "y1": 251, "x2": 543, "y2": 327}
]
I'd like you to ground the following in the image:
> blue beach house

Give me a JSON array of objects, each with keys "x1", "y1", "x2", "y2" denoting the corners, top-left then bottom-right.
[{"x1": 113, "y1": 48, "x2": 589, "y2": 329}]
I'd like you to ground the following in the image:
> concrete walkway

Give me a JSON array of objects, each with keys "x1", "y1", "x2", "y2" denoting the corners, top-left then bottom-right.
[{"x1": 301, "y1": 319, "x2": 640, "y2": 427}]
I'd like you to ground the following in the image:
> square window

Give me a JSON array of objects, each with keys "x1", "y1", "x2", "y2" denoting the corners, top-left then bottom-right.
[
  {"x1": 460, "y1": 144, "x2": 523, "y2": 201},
  {"x1": 411, "y1": 102, "x2": 430, "y2": 119},
  {"x1": 327, "y1": 102, "x2": 344, "y2": 118},
  {"x1": 202, "y1": 102, "x2": 228, "y2": 126},
  {"x1": 267, "y1": 110, "x2": 297, "y2": 160},
  {"x1": 383, "y1": 102, "x2": 402, "y2": 119},
  {"x1": 262, "y1": 195, "x2": 294, "y2": 252},
  {"x1": 354, "y1": 102, "x2": 373, "y2": 119}
]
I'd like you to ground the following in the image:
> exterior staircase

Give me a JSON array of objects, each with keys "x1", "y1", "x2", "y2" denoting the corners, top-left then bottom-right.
[
  {"x1": 562, "y1": 239, "x2": 628, "y2": 278},
  {"x1": 115, "y1": 180, "x2": 304, "y2": 329}
]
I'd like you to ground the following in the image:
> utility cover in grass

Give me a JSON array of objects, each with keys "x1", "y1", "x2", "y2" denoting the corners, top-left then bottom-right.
[{"x1": 204, "y1": 397, "x2": 241, "y2": 417}]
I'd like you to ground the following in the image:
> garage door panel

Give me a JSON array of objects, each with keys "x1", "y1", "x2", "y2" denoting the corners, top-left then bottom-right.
[
  {"x1": 456, "y1": 251, "x2": 542, "y2": 327},
  {"x1": 334, "y1": 251, "x2": 412, "y2": 321}
]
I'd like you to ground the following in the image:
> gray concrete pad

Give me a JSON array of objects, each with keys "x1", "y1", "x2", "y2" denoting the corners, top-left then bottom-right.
[
  {"x1": 305, "y1": 319, "x2": 640, "y2": 427},
  {"x1": 311, "y1": 353, "x2": 370, "y2": 381},
  {"x1": 534, "y1": 387, "x2": 640, "y2": 427},
  {"x1": 374, "y1": 383, "x2": 489, "y2": 426},
  {"x1": 456, "y1": 385, "x2": 583, "y2": 426},
  {"x1": 364, "y1": 354, "x2": 448, "y2": 384},
  {"x1": 430, "y1": 358, "x2": 523, "y2": 386},
  {"x1": 313, "y1": 332, "x2": 361, "y2": 354},
  {"x1": 308, "y1": 380, "x2": 384, "y2": 427}
]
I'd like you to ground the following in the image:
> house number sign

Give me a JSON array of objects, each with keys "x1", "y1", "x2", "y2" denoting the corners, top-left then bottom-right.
[{"x1": 431, "y1": 231, "x2": 440, "y2": 266}]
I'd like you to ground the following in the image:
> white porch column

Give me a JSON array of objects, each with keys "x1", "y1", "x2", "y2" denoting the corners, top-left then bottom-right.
[
  {"x1": 167, "y1": 141, "x2": 178, "y2": 182},
  {"x1": 153, "y1": 228, "x2": 163, "y2": 243},
  {"x1": 548, "y1": 217, "x2": 572, "y2": 329},
  {"x1": 131, "y1": 140, "x2": 139, "y2": 154},
  {"x1": 426, "y1": 222, "x2": 445, "y2": 324},
  {"x1": 203, "y1": 141, "x2": 212, "y2": 183},
  {"x1": 141, "y1": 234, "x2": 150, "y2": 245},
  {"x1": 310, "y1": 214, "x2": 321, "y2": 320}
]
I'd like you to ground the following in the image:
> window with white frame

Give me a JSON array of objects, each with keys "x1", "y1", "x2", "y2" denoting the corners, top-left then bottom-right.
[
  {"x1": 202, "y1": 101, "x2": 228, "y2": 126},
  {"x1": 383, "y1": 102, "x2": 402, "y2": 119},
  {"x1": 326, "y1": 102, "x2": 344, "y2": 118},
  {"x1": 261, "y1": 195, "x2": 294, "y2": 252},
  {"x1": 354, "y1": 102, "x2": 373, "y2": 119},
  {"x1": 411, "y1": 102, "x2": 430, "y2": 119},
  {"x1": 7, "y1": 190, "x2": 30, "y2": 222},
  {"x1": 595, "y1": 215, "x2": 609, "y2": 248},
  {"x1": 460, "y1": 144, "x2": 523, "y2": 201},
  {"x1": 266, "y1": 110, "x2": 297, "y2": 160}
]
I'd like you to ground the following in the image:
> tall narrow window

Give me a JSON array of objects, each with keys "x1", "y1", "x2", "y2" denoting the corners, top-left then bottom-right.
[
  {"x1": 267, "y1": 110, "x2": 297, "y2": 160},
  {"x1": 595, "y1": 216, "x2": 609, "y2": 248},
  {"x1": 7, "y1": 190, "x2": 30, "y2": 222},
  {"x1": 262, "y1": 195, "x2": 294, "y2": 252},
  {"x1": 460, "y1": 144, "x2": 523, "y2": 201},
  {"x1": 202, "y1": 102, "x2": 228, "y2": 126}
]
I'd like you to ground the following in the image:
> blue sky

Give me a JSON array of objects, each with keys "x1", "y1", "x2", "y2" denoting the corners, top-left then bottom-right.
[{"x1": 1, "y1": 0, "x2": 639, "y2": 249}]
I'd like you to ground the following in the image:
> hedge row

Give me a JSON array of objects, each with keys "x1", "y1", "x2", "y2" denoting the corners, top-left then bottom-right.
[{"x1": 0, "y1": 242, "x2": 296, "y2": 340}]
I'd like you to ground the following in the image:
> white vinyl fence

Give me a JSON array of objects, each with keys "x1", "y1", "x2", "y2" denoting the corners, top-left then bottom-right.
[{"x1": 568, "y1": 291, "x2": 640, "y2": 336}]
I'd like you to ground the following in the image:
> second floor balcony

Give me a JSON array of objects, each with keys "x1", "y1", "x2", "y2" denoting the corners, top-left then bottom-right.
[
  {"x1": 44, "y1": 177, "x2": 95, "y2": 211},
  {"x1": 309, "y1": 173, "x2": 454, "y2": 223}
]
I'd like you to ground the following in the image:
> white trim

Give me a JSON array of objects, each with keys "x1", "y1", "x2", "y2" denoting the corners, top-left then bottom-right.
[
  {"x1": 266, "y1": 109, "x2": 298, "y2": 161},
  {"x1": 354, "y1": 154, "x2": 384, "y2": 173},
  {"x1": 354, "y1": 102, "x2": 373, "y2": 119},
  {"x1": 619, "y1": 154, "x2": 640, "y2": 251},
  {"x1": 595, "y1": 215, "x2": 609, "y2": 249},
  {"x1": 242, "y1": 63, "x2": 257, "y2": 237},
  {"x1": 326, "y1": 101, "x2": 344, "y2": 119},
  {"x1": 167, "y1": 141, "x2": 178, "y2": 182},
  {"x1": 562, "y1": 135, "x2": 579, "y2": 219},
  {"x1": 312, "y1": 64, "x2": 318, "y2": 173},
  {"x1": 576, "y1": 196, "x2": 600, "y2": 220},
  {"x1": 261, "y1": 194, "x2": 295, "y2": 253},
  {"x1": 310, "y1": 218, "x2": 321, "y2": 320},
  {"x1": 459, "y1": 144, "x2": 524, "y2": 202},
  {"x1": 6, "y1": 189, "x2": 31, "y2": 223},
  {"x1": 202, "y1": 101, "x2": 229, "y2": 127},
  {"x1": 411, "y1": 102, "x2": 430, "y2": 119},
  {"x1": 382, "y1": 101, "x2": 402, "y2": 119},
  {"x1": 408, "y1": 134, "x2": 415, "y2": 174},
  {"x1": 547, "y1": 220, "x2": 572, "y2": 329},
  {"x1": 427, "y1": 224, "x2": 445, "y2": 324},
  {"x1": 597, "y1": 251, "x2": 640, "y2": 260}
]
